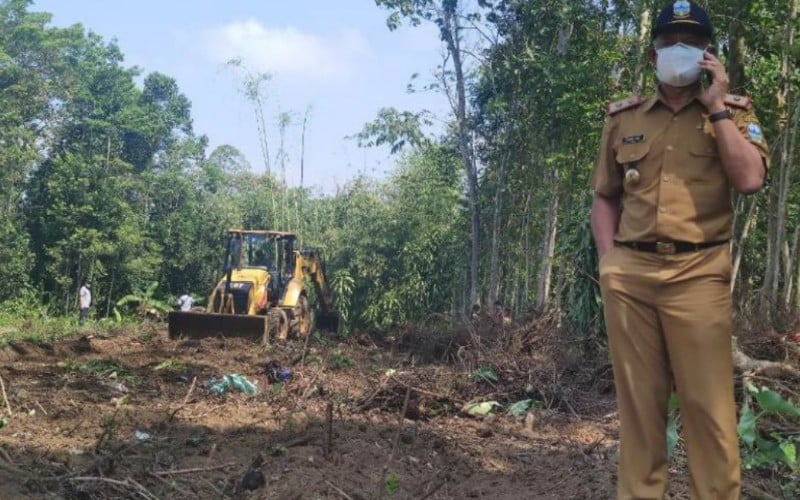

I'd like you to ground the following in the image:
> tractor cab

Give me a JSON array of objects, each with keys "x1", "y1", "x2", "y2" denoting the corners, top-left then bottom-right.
[
  {"x1": 224, "y1": 230, "x2": 296, "y2": 286},
  {"x1": 215, "y1": 230, "x2": 297, "y2": 313}
]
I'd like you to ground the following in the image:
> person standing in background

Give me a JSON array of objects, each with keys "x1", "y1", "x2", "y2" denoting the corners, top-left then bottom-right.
[
  {"x1": 177, "y1": 293, "x2": 194, "y2": 312},
  {"x1": 78, "y1": 279, "x2": 91, "y2": 324}
]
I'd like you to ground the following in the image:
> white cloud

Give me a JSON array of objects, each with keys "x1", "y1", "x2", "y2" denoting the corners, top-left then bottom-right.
[{"x1": 203, "y1": 20, "x2": 369, "y2": 80}]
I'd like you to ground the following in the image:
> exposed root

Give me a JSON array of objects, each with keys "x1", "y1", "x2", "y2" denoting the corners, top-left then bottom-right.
[{"x1": 734, "y1": 347, "x2": 800, "y2": 378}]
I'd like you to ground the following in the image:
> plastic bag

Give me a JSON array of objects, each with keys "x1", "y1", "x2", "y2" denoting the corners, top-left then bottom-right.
[{"x1": 207, "y1": 374, "x2": 258, "y2": 396}]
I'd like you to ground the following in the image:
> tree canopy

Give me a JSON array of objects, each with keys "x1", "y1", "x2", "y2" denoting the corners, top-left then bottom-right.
[{"x1": 1, "y1": 0, "x2": 799, "y2": 336}]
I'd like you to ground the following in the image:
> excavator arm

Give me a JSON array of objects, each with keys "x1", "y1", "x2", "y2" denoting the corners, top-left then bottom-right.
[{"x1": 296, "y1": 249, "x2": 339, "y2": 331}]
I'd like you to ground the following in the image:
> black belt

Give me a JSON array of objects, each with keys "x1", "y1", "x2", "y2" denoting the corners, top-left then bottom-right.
[{"x1": 614, "y1": 240, "x2": 728, "y2": 255}]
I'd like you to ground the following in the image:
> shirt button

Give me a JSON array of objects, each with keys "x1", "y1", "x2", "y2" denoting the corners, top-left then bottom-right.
[
  {"x1": 659, "y1": 207, "x2": 667, "y2": 213},
  {"x1": 662, "y1": 174, "x2": 670, "y2": 182},
  {"x1": 666, "y1": 145, "x2": 674, "y2": 151},
  {"x1": 672, "y1": 116, "x2": 678, "y2": 122}
]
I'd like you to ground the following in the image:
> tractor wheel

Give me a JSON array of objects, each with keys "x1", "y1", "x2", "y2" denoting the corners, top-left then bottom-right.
[
  {"x1": 291, "y1": 296, "x2": 313, "y2": 339},
  {"x1": 265, "y1": 308, "x2": 289, "y2": 343}
]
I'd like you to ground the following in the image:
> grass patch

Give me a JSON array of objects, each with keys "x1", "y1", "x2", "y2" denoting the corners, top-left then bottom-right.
[
  {"x1": 61, "y1": 358, "x2": 137, "y2": 383},
  {"x1": 0, "y1": 315, "x2": 143, "y2": 348},
  {"x1": 328, "y1": 351, "x2": 353, "y2": 370},
  {"x1": 153, "y1": 359, "x2": 188, "y2": 372}
]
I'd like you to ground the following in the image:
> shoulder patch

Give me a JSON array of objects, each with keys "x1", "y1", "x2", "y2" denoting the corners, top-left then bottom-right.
[
  {"x1": 723, "y1": 93, "x2": 751, "y2": 110},
  {"x1": 607, "y1": 95, "x2": 643, "y2": 116}
]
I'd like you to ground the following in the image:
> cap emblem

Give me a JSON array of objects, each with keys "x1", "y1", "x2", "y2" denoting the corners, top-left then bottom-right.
[{"x1": 673, "y1": 0, "x2": 691, "y2": 18}]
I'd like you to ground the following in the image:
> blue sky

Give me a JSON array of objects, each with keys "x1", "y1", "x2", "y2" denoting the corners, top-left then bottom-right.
[{"x1": 32, "y1": 0, "x2": 449, "y2": 192}]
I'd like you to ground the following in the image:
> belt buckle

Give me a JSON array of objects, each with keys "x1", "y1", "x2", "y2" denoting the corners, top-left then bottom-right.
[{"x1": 656, "y1": 241, "x2": 676, "y2": 255}]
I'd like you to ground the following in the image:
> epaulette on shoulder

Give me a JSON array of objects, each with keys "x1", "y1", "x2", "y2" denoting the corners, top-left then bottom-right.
[
  {"x1": 607, "y1": 95, "x2": 643, "y2": 116},
  {"x1": 724, "y1": 93, "x2": 751, "y2": 110}
]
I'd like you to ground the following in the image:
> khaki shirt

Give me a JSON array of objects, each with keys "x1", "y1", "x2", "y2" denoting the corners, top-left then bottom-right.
[{"x1": 592, "y1": 90, "x2": 769, "y2": 243}]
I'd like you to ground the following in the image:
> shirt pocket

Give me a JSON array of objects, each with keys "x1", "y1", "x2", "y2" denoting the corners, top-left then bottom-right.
[
  {"x1": 615, "y1": 142, "x2": 652, "y2": 192},
  {"x1": 687, "y1": 146, "x2": 722, "y2": 183}
]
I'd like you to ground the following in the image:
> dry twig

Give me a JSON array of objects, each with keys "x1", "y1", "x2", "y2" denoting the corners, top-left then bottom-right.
[
  {"x1": 68, "y1": 476, "x2": 160, "y2": 500},
  {"x1": 394, "y1": 380, "x2": 465, "y2": 405},
  {"x1": 0, "y1": 456, "x2": 34, "y2": 478},
  {"x1": 325, "y1": 401, "x2": 334, "y2": 458},
  {"x1": 167, "y1": 376, "x2": 197, "y2": 422},
  {"x1": 375, "y1": 387, "x2": 411, "y2": 499},
  {"x1": 152, "y1": 462, "x2": 235, "y2": 476},
  {"x1": 325, "y1": 480, "x2": 355, "y2": 500},
  {"x1": 148, "y1": 471, "x2": 194, "y2": 497},
  {"x1": 128, "y1": 477, "x2": 160, "y2": 500},
  {"x1": 0, "y1": 374, "x2": 12, "y2": 416}
]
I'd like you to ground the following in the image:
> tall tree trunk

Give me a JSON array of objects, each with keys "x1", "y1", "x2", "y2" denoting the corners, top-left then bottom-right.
[
  {"x1": 763, "y1": 0, "x2": 797, "y2": 321},
  {"x1": 442, "y1": 3, "x2": 480, "y2": 309},
  {"x1": 726, "y1": 0, "x2": 749, "y2": 91},
  {"x1": 633, "y1": 3, "x2": 652, "y2": 94},
  {"x1": 536, "y1": 174, "x2": 559, "y2": 310},
  {"x1": 523, "y1": 191, "x2": 532, "y2": 304},
  {"x1": 731, "y1": 197, "x2": 759, "y2": 295},
  {"x1": 784, "y1": 225, "x2": 799, "y2": 307},
  {"x1": 794, "y1": 236, "x2": 800, "y2": 312},
  {"x1": 487, "y1": 127, "x2": 514, "y2": 306}
]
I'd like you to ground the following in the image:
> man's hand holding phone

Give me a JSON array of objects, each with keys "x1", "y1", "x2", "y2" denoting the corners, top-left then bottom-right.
[{"x1": 698, "y1": 50, "x2": 729, "y2": 113}]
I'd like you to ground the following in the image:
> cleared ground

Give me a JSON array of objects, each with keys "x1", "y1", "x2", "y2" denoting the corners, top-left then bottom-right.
[{"x1": 0, "y1": 320, "x2": 791, "y2": 499}]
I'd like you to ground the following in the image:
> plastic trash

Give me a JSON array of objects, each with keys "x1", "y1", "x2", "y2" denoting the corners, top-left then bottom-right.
[
  {"x1": 207, "y1": 374, "x2": 258, "y2": 396},
  {"x1": 229, "y1": 374, "x2": 258, "y2": 394},
  {"x1": 133, "y1": 430, "x2": 152, "y2": 441},
  {"x1": 102, "y1": 380, "x2": 129, "y2": 394},
  {"x1": 265, "y1": 361, "x2": 292, "y2": 383}
]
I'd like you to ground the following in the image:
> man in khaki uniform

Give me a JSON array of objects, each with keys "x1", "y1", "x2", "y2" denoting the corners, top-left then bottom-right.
[{"x1": 591, "y1": 2, "x2": 769, "y2": 499}]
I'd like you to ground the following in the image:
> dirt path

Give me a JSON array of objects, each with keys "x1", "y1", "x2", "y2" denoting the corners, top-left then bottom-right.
[{"x1": 0, "y1": 328, "x2": 683, "y2": 499}]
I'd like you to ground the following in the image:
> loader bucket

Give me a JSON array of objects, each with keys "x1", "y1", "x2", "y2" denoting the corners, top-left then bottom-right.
[
  {"x1": 168, "y1": 311, "x2": 269, "y2": 342},
  {"x1": 315, "y1": 311, "x2": 340, "y2": 333}
]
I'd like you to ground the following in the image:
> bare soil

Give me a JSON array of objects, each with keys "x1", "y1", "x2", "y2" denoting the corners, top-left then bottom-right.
[{"x1": 0, "y1": 320, "x2": 789, "y2": 499}]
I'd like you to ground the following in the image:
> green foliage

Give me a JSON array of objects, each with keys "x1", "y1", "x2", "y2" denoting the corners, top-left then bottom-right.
[
  {"x1": 153, "y1": 359, "x2": 187, "y2": 372},
  {"x1": 740, "y1": 383, "x2": 800, "y2": 471},
  {"x1": 507, "y1": 398, "x2": 542, "y2": 417},
  {"x1": 667, "y1": 393, "x2": 681, "y2": 459},
  {"x1": 329, "y1": 351, "x2": 353, "y2": 370},
  {"x1": 0, "y1": 314, "x2": 133, "y2": 348},
  {"x1": 465, "y1": 401, "x2": 501, "y2": 416},
  {"x1": 385, "y1": 473, "x2": 399, "y2": 496},
  {"x1": 0, "y1": 289, "x2": 48, "y2": 323},
  {"x1": 469, "y1": 366, "x2": 499, "y2": 383},
  {"x1": 330, "y1": 270, "x2": 355, "y2": 330},
  {"x1": 62, "y1": 358, "x2": 136, "y2": 383},
  {"x1": 116, "y1": 282, "x2": 171, "y2": 317},
  {"x1": 352, "y1": 107, "x2": 432, "y2": 153}
]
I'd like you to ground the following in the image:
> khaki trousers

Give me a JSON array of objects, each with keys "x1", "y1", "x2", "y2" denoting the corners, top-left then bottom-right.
[{"x1": 599, "y1": 244, "x2": 740, "y2": 500}]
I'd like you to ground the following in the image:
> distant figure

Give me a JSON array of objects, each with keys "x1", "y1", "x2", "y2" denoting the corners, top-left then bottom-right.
[
  {"x1": 502, "y1": 307, "x2": 512, "y2": 326},
  {"x1": 470, "y1": 303, "x2": 481, "y2": 320},
  {"x1": 177, "y1": 293, "x2": 194, "y2": 312},
  {"x1": 491, "y1": 301, "x2": 512, "y2": 326},
  {"x1": 78, "y1": 279, "x2": 91, "y2": 324},
  {"x1": 492, "y1": 301, "x2": 504, "y2": 324}
]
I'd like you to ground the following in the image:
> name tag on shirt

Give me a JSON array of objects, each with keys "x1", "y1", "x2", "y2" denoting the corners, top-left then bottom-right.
[{"x1": 622, "y1": 134, "x2": 645, "y2": 144}]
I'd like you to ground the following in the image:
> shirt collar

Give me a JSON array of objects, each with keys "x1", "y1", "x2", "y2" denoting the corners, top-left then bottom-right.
[{"x1": 644, "y1": 84, "x2": 704, "y2": 112}]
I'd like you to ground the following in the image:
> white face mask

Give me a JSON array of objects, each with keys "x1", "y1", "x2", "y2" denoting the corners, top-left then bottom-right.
[{"x1": 656, "y1": 43, "x2": 705, "y2": 87}]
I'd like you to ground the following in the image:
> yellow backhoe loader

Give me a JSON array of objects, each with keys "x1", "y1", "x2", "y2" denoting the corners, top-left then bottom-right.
[{"x1": 168, "y1": 230, "x2": 339, "y2": 343}]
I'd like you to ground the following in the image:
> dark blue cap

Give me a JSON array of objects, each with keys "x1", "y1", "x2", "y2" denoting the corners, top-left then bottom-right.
[{"x1": 652, "y1": 1, "x2": 713, "y2": 40}]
